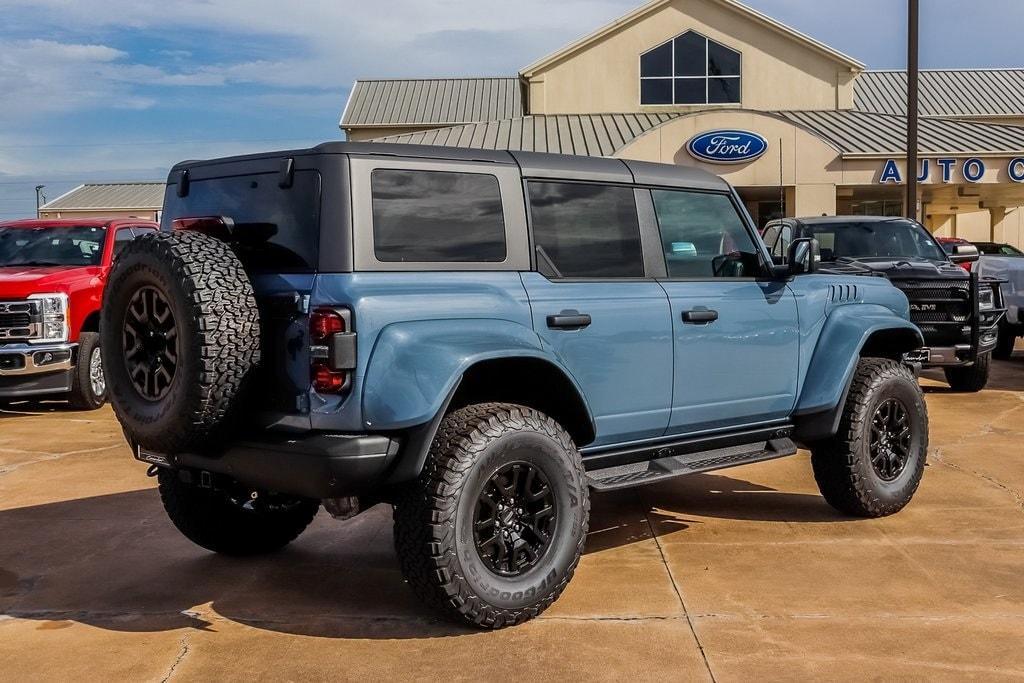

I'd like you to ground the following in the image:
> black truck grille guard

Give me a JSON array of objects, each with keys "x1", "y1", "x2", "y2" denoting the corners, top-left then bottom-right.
[{"x1": 892, "y1": 273, "x2": 1002, "y2": 351}]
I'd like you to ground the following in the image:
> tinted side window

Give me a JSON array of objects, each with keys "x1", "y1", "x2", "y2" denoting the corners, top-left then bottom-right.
[
  {"x1": 652, "y1": 190, "x2": 762, "y2": 278},
  {"x1": 529, "y1": 182, "x2": 644, "y2": 278},
  {"x1": 161, "y1": 170, "x2": 321, "y2": 272},
  {"x1": 112, "y1": 228, "x2": 135, "y2": 258},
  {"x1": 371, "y1": 169, "x2": 506, "y2": 263}
]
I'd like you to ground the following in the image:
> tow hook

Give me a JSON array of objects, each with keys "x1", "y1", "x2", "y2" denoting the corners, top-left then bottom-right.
[{"x1": 323, "y1": 496, "x2": 360, "y2": 521}]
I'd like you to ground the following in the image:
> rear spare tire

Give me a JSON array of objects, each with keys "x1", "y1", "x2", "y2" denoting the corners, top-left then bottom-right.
[{"x1": 100, "y1": 230, "x2": 260, "y2": 453}]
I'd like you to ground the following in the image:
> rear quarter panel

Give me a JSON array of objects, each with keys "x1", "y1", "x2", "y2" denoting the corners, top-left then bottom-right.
[{"x1": 309, "y1": 272, "x2": 544, "y2": 432}]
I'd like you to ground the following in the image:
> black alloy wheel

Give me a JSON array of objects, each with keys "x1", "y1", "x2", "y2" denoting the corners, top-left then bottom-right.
[
  {"x1": 869, "y1": 398, "x2": 911, "y2": 481},
  {"x1": 473, "y1": 462, "x2": 557, "y2": 577},
  {"x1": 123, "y1": 285, "x2": 179, "y2": 401}
]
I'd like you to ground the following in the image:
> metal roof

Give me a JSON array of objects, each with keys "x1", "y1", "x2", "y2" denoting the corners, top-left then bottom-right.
[
  {"x1": 340, "y1": 78, "x2": 524, "y2": 128},
  {"x1": 373, "y1": 109, "x2": 1024, "y2": 159},
  {"x1": 371, "y1": 113, "x2": 678, "y2": 156},
  {"x1": 40, "y1": 182, "x2": 165, "y2": 211},
  {"x1": 855, "y1": 69, "x2": 1024, "y2": 118},
  {"x1": 778, "y1": 109, "x2": 1024, "y2": 157}
]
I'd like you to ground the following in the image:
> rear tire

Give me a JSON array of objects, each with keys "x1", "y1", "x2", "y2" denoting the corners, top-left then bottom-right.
[
  {"x1": 100, "y1": 231, "x2": 260, "y2": 453},
  {"x1": 811, "y1": 358, "x2": 928, "y2": 518},
  {"x1": 993, "y1": 325, "x2": 1017, "y2": 361},
  {"x1": 157, "y1": 469, "x2": 319, "y2": 556},
  {"x1": 943, "y1": 352, "x2": 991, "y2": 392},
  {"x1": 393, "y1": 403, "x2": 589, "y2": 629},
  {"x1": 69, "y1": 332, "x2": 107, "y2": 410}
]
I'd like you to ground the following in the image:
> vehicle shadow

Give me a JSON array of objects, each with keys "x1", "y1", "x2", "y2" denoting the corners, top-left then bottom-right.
[
  {"x1": 0, "y1": 399, "x2": 85, "y2": 419},
  {"x1": 584, "y1": 472, "x2": 843, "y2": 554},
  {"x1": 920, "y1": 356, "x2": 1024, "y2": 393},
  {"x1": 0, "y1": 471, "x2": 843, "y2": 639}
]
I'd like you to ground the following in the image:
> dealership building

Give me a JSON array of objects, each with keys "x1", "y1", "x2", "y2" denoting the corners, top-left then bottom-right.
[{"x1": 340, "y1": 0, "x2": 1024, "y2": 249}]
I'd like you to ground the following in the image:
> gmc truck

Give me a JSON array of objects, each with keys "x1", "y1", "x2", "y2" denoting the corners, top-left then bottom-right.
[{"x1": 0, "y1": 218, "x2": 158, "y2": 408}]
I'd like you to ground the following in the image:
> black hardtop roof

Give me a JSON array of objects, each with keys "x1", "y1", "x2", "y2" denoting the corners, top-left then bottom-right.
[{"x1": 168, "y1": 141, "x2": 730, "y2": 191}]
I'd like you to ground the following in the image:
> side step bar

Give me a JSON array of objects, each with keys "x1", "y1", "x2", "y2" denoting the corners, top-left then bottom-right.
[{"x1": 585, "y1": 437, "x2": 798, "y2": 492}]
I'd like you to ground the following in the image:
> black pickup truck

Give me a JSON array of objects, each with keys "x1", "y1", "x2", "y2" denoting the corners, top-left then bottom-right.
[{"x1": 763, "y1": 216, "x2": 1004, "y2": 392}]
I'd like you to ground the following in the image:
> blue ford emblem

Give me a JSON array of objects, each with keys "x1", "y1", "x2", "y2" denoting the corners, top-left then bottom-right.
[{"x1": 686, "y1": 130, "x2": 768, "y2": 164}]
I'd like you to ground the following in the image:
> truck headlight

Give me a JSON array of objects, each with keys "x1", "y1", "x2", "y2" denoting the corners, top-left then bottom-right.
[
  {"x1": 28, "y1": 293, "x2": 69, "y2": 343},
  {"x1": 977, "y1": 286, "x2": 995, "y2": 311}
]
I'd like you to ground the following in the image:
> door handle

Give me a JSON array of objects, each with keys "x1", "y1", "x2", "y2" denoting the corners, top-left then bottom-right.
[
  {"x1": 682, "y1": 309, "x2": 719, "y2": 324},
  {"x1": 547, "y1": 312, "x2": 592, "y2": 330}
]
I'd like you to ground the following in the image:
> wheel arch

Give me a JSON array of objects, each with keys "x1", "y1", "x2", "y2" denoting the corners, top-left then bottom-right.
[
  {"x1": 380, "y1": 354, "x2": 596, "y2": 486},
  {"x1": 80, "y1": 310, "x2": 101, "y2": 334},
  {"x1": 794, "y1": 306, "x2": 923, "y2": 444}
]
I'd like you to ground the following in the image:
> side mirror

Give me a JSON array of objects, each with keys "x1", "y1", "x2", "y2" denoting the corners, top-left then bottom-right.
[
  {"x1": 949, "y1": 243, "x2": 980, "y2": 265},
  {"x1": 787, "y1": 237, "x2": 819, "y2": 276}
]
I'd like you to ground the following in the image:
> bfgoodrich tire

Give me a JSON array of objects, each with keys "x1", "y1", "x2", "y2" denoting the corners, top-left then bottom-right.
[
  {"x1": 158, "y1": 469, "x2": 319, "y2": 555},
  {"x1": 100, "y1": 231, "x2": 260, "y2": 453},
  {"x1": 393, "y1": 403, "x2": 589, "y2": 629},
  {"x1": 943, "y1": 352, "x2": 991, "y2": 392},
  {"x1": 811, "y1": 358, "x2": 928, "y2": 518}
]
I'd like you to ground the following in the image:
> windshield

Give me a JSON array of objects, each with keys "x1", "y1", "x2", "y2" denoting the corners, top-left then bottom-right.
[
  {"x1": 0, "y1": 226, "x2": 107, "y2": 267},
  {"x1": 801, "y1": 219, "x2": 948, "y2": 263},
  {"x1": 978, "y1": 242, "x2": 1024, "y2": 256}
]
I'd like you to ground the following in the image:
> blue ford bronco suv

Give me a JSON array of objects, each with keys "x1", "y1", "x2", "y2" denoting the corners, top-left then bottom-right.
[{"x1": 101, "y1": 142, "x2": 928, "y2": 629}]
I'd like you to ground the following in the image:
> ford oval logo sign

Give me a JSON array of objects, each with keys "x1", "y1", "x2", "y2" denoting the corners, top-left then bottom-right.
[{"x1": 686, "y1": 130, "x2": 768, "y2": 164}]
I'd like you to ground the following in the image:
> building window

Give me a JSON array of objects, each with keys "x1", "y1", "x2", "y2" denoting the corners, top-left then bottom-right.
[{"x1": 640, "y1": 31, "x2": 741, "y2": 105}]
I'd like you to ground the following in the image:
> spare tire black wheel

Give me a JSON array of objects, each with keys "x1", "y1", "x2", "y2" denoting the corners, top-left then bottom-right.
[{"x1": 100, "y1": 230, "x2": 261, "y2": 453}]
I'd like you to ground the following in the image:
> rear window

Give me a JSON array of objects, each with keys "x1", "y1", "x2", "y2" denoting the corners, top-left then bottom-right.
[
  {"x1": 370, "y1": 169, "x2": 506, "y2": 263},
  {"x1": 161, "y1": 170, "x2": 321, "y2": 272},
  {"x1": 528, "y1": 182, "x2": 644, "y2": 278}
]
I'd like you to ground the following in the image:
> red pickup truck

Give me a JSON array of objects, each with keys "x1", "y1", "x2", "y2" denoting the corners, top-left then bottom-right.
[{"x1": 0, "y1": 218, "x2": 159, "y2": 408}]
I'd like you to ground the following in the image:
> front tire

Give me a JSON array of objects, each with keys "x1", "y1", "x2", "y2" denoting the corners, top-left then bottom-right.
[
  {"x1": 393, "y1": 403, "x2": 589, "y2": 629},
  {"x1": 157, "y1": 469, "x2": 319, "y2": 556},
  {"x1": 943, "y1": 352, "x2": 991, "y2": 392},
  {"x1": 69, "y1": 331, "x2": 107, "y2": 410},
  {"x1": 993, "y1": 325, "x2": 1017, "y2": 361},
  {"x1": 811, "y1": 358, "x2": 928, "y2": 518}
]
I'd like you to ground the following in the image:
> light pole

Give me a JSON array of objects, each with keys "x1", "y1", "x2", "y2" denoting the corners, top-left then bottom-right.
[
  {"x1": 34, "y1": 185, "x2": 46, "y2": 218},
  {"x1": 906, "y1": 0, "x2": 919, "y2": 220}
]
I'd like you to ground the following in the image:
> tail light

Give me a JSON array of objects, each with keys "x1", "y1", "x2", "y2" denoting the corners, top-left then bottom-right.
[{"x1": 310, "y1": 308, "x2": 355, "y2": 394}]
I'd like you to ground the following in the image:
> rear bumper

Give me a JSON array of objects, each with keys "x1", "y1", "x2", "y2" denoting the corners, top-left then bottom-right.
[
  {"x1": 137, "y1": 432, "x2": 400, "y2": 499},
  {"x1": 0, "y1": 343, "x2": 76, "y2": 397}
]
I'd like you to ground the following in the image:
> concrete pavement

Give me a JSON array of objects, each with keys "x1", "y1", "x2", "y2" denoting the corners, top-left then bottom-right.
[{"x1": 2, "y1": 347, "x2": 1024, "y2": 681}]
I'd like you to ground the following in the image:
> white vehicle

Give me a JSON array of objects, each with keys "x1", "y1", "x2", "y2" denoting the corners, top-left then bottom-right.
[{"x1": 973, "y1": 242, "x2": 1024, "y2": 359}]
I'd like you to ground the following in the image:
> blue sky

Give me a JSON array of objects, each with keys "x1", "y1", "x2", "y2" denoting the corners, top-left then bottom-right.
[{"x1": 1, "y1": 0, "x2": 1023, "y2": 219}]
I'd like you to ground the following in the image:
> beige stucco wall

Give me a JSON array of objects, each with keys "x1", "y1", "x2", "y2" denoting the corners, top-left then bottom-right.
[
  {"x1": 614, "y1": 109, "x2": 1024, "y2": 248},
  {"x1": 524, "y1": 0, "x2": 858, "y2": 116},
  {"x1": 614, "y1": 110, "x2": 843, "y2": 187}
]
